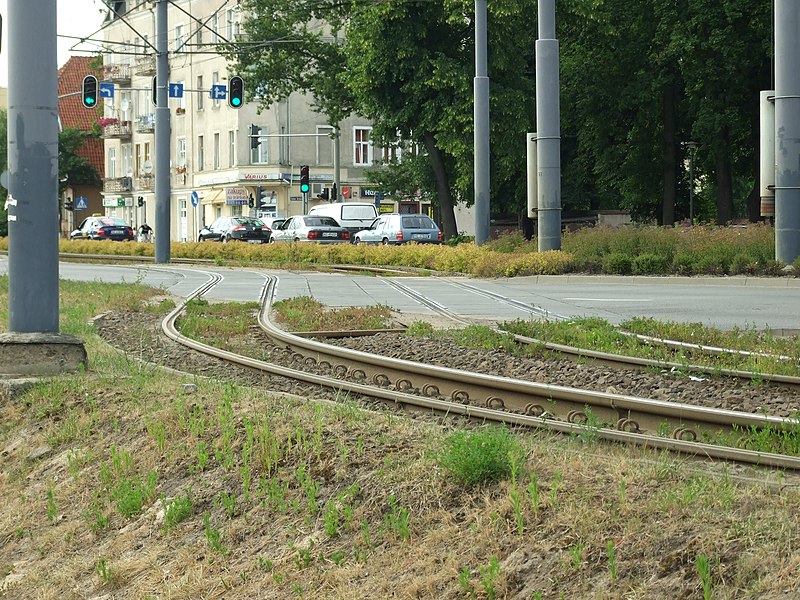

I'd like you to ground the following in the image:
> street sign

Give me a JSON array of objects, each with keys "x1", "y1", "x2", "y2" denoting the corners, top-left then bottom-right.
[
  {"x1": 99, "y1": 82, "x2": 114, "y2": 99},
  {"x1": 210, "y1": 84, "x2": 227, "y2": 100},
  {"x1": 169, "y1": 83, "x2": 184, "y2": 98},
  {"x1": 191, "y1": 191, "x2": 199, "y2": 207},
  {"x1": 75, "y1": 196, "x2": 88, "y2": 211}
]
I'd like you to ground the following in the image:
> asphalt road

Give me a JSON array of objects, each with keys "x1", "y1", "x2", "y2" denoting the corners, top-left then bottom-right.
[{"x1": 2, "y1": 258, "x2": 798, "y2": 331}]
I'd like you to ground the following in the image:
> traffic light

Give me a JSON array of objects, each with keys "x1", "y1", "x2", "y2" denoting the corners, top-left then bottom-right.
[
  {"x1": 319, "y1": 188, "x2": 329, "y2": 201},
  {"x1": 300, "y1": 165, "x2": 310, "y2": 194},
  {"x1": 256, "y1": 186, "x2": 270, "y2": 209},
  {"x1": 64, "y1": 198, "x2": 74, "y2": 211},
  {"x1": 228, "y1": 76, "x2": 244, "y2": 108},
  {"x1": 249, "y1": 124, "x2": 259, "y2": 150},
  {"x1": 248, "y1": 194, "x2": 255, "y2": 209},
  {"x1": 82, "y1": 75, "x2": 98, "y2": 109},
  {"x1": 151, "y1": 76, "x2": 157, "y2": 107},
  {"x1": 137, "y1": 196, "x2": 144, "y2": 208}
]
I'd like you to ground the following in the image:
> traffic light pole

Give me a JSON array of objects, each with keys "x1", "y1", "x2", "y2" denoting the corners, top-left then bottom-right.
[
  {"x1": 154, "y1": 0, "x2": 171, "y2": 263},
  {"x1": 473, "y1": 0, "x2": 490, "y2": 245}
]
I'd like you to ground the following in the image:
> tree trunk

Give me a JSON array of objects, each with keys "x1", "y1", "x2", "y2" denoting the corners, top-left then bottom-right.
[
  {"x1": 519, "y1": 211, "x2": 534, "y2": 240},
  {"x1": 423, "y1": 131, "x2": 457, "y2": 239},
  {"x1": 661, "y1": 83, "x2": 678, "y2": 226},
  {"x1": 715, "y1": 130, "x2": 733, "y2": 225}
]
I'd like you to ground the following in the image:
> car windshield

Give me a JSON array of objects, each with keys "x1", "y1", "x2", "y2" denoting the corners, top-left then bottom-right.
[
  {"x1": 304, "y1": 216, "x2": 339, "y2": 227},
  {"x1": 99, "y1": 218, "x2": 129, "y2": 227},
  {"x1": 341, "y1": 206, "x2": 377, "y2": 219},
  {"x1": 232, "y1": 218, "x2": 265, "y2": 227},
  {"x1": 401, "y1": 216, "x2": 436, "y2": 229}
]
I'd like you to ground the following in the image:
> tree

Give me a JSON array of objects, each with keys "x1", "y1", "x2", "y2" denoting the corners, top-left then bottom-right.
[{"x1": 58, "y1": 127, "x2": 101, "y2": 197}]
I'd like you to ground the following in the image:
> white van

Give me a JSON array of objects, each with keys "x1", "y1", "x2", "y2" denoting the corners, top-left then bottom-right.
[{"x1": 307, "y1": 202, "x2": 378, "y2": 235}]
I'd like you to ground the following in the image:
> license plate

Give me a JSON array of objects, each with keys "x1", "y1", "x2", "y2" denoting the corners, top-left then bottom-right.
[
  {"x1": 112, "y1": 229, "x2": 124, "y2": 235},
  {"x1": 322, "y1": 232, "x2": 338, "y2": 238},
  {"x1": 247, "y1": 240, "x2": 261, "y2": 244},
  {"x1": 412, "y1": 233, "x2": 428, "y2": 240}
]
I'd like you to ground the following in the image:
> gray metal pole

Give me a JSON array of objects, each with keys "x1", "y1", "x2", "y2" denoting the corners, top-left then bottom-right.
[
  {"x1": 535, "y1": 0, "x2": 562, "y2": 251},
  {"x1": 774, "y1": 0, "x2": 800, "y2": 265},
  {"x1": 154, "y1": 0, "x2": 171, "y2": 263},
  {"x1": 334, "y1": 125, "x2": 342, "y2": 202},
  {"x1": 7, "y1": 1, "x2": 59, "y2": 332},
  {"x1": 473, "y1": 0, "x2": 491, "y2": 245}
]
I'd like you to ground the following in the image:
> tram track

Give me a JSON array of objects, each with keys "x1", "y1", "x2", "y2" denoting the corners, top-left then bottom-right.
[{"x1": 160, "y1": 272, "x2": 800, "y2": 471}]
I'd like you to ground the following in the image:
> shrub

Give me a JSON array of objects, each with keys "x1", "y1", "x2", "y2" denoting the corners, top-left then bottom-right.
[
  {"x1": 631, "y1": 253, "x2": 669, "y2": 275},
  {"x1": 438, "y1": 426, "x2": 524, "y2": 487},
  {"x1": 671, "y1": 252, "x2": 699, "y2": 275},
  {"x1": 729, "y1": 253, "x2": 756, "y2": 275},
  {"x1": 602, "y1": 253, "x2": 631, "y2": 275}
]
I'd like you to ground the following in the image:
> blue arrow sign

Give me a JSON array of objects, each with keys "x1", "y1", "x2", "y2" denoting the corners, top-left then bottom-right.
[
  {"x1": 75, "y1": 196, "x2": 88, "y2": 211},
  {"x1": 169, "y1": 83, "x2": 184, "y2": 98},
  {"x1": 99, "y1": 82, "x2": 115, "y2": 99},
  {"x1": 191, "y1": 191, "x2": 199, "y2": 207},
  {"x1": 210, "y1": 84, "x2": 227, "y2": 100}
]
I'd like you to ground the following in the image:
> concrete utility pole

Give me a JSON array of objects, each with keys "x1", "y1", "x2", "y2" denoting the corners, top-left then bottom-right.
[
  {"x1": 774, "y1": 0, "x2": 800, "y2": 265},
  {"x1": 6, "y1": 1, "x2": 59, "y2": 332},
  {"x1": 535, "y1": 0, "x2": 562, "y2": 251},
  {"x1": 473, "y1": 0, "x2": 491, "y2": 245},
  {"x1": 1, "y1": 0, "x2": 86, "y2": 375},
  {"x1": 154, "y1": 0, "x2": 171, "y2": 263}
]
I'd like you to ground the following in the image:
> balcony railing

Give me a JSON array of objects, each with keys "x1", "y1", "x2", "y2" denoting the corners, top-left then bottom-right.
[
  {"x1": 101, "y1": 121, "x2": 132, "y2": 139},
  {"x1": 136, "y1": 114, "x2": 155, "y2": 133},
  {"x1": 136, "y1": 175, "x2": 154, "y2": 190},
  {"x1": 103, "y1": 63, "x2": 131, "y2": 84},
  {"x1": 134, "y1": 55, "x2": 156, "y2": 76},
  {"x1": 103, "y1": 177, "x2": 133, "y2": 193}
]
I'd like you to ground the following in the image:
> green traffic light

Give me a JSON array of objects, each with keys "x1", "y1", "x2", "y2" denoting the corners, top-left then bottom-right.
[
  {"x1": 232, "y1": 98, "x2": 241, "y2": 106},
  {"x1": 300, "y1": 184, "x2": 309, "y2": 193},
  {"x1": 86, "y1": 98, "x2": 95, "y2": 105}
]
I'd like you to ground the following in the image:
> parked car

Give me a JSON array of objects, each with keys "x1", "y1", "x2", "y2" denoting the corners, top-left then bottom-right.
[
  {"x1": 269, "y1": 215, "x2": 351, "y2": 243},
  {"x1": 198, "y1": 216, "x2": 272, "y2": 243},
  {"x1": 70, "y1": 216, "x2": 135, "y2": 241},
  {"x1": 261, "y1": 216, "x2": 286, "y2": 232},
  {"x1": 353, "y1": 213, "x2": 442, "y2": 245},
  {"x1": 306, "y1": 202, "x2": 378, "y2": 235}
]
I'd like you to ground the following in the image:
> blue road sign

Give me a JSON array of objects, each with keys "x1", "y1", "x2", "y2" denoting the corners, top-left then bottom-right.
[
  {"x1": 169, "y1": 83, "x2": 184, "y2": 98},
  {"x1": 210, "y1": 84, "x2": 227, "y2": 100},
  {"x1": 99, "y1": 82, "x2": 115, "y2": 99},
  {"x1": 75, "y1": 196, "x2": 88, "y2": 211},
  {"x1": 191, "y1": 191, "x2": 199, "y2": 207}
]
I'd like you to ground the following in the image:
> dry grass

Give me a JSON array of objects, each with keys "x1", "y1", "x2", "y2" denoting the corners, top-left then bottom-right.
[{"x1": 3, "y1": 350, "x2": 800, "y2": 599}]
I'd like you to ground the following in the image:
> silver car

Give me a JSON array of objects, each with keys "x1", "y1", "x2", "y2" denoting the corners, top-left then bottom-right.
[
  {"x1": 353, "y1": 213, "x2": 442, "y2": 245},
  {"x1": 269, "y1": 215, "x2": 352, "y2": 243}
]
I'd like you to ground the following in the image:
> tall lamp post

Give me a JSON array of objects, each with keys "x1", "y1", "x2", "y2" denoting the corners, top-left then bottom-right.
[{"x1": 683, "y1": 141, "x2": 698, "y2": 225}]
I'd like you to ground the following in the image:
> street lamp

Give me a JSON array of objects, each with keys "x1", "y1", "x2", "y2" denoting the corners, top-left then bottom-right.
[{"x1": 682, "y1": 141, "x2": 698, "y2": 225}]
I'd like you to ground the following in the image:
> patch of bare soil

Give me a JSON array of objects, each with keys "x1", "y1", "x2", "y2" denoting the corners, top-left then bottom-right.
[{"x1": 1, "y1": 308, "x2": 800, "y2": 598}]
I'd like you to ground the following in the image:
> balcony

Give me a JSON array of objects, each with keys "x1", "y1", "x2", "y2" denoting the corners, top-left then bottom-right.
[
  {"x1": 136, "y1": 114, "x2": 155, "y2": 133},
  {"x1": 103, "y1": 177, "x2": 133, "y2": 193},
  {"x1": 100, "y1": 120, "x2": 132, "y2": 140},
  {"x1": 134, "y1": 55, "x2": 156, "y2": 76},
  {"x1": 103, "y1": 63, "x2": 131, "y2": 84},
  {"x1": 136, "y1": 174, "x2": 154, "y2": 190}
]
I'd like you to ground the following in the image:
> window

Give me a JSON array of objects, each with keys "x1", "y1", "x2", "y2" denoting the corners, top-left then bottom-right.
[
  {"x1": 144, "y1": 142, "x2": 151, "y2": 163},
  {"x1": 121, "y1": 144, "x2": 133, "y2": 177},
  {"x1": 226, "y1": 10, "x2": 239, "y2": 39},
  {"x1": 195, "y1": 24, "x2": 203, "y2": 47},
  {"x1": 196, "y1": 75, "x2": 204, "y2": 110},
  {"x1": 353, "y1": 127, "x2": 372, "y2": 166},
  {"x1": 197, "y1": 135, "x2": 204, "y2": 171},
  {"x1": 212, "y1": 71, "x2": 220, "y2": 107},
  {"x1": 177, "y1": 80, "x2": 186, "y2": 110},
  {"x1": 383, "y1": 141, "x2": 402, "y2": 163},
  {"x1": 177, "y1": 137, "x2": 187, "y2": 169},
  {"x1": 228, "y1": 130, "x2": 236, "y2": 167},
  {"x1": 120, "y1": 90, "x2": 132, "y2": 122},
  {"x1": 213, "y1": 132, "x2": 220, "y2": 169},
  {"x1": 174, "y1": 23, "x2": 184, "y2": 53},
  {"x1": 251, "y1": 127, "x2": 268, "y2": 164},
  {"x1": 108, "y1": 147, "x2": 116, "y2": 178},
  {"x1": 135, "y1": 143, "x2": 142, "y2": 176},
  {"x1": 211, "y1": 14, "x2": 218, "y2": 43},
  {"x1": 316, "y1": 126, "x2": 334, "y2": 165}
]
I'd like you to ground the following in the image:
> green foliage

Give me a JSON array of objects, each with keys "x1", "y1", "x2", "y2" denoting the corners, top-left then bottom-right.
[
  {"x1": 602, "y1": 253, "x2": 632, "y2": 275},
  {"x1": 632, "y1": 253, "x2": 670, "y2": 275},
  {"x1": 438, "y1": 426, "x2": 524, "y2": 487},
  {"x1": 162, "y1": 493, "x2": 193, "y2": 531}
]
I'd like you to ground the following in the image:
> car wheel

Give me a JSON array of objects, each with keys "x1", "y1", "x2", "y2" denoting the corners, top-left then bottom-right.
[
  {"x1": 198, "y1": 235, "x2": 204, "y2": 242},
  {"x1": 222, "y1": 236, "x2": 228, "y2": 244},
  {"x1": 269, "y1": 237, "x2": 277, "y2": 244},
  {"x1": 381, "y1": 238, "x2": 389, "y2": 245},
  {"x1": 354, "y1": 237, "x2": 362, "y2": 245}
]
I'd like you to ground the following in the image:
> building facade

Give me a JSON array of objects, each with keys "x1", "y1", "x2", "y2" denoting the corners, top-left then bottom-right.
[{"x1": 101, "y1": 0, "x2": 426, "y2": 242}]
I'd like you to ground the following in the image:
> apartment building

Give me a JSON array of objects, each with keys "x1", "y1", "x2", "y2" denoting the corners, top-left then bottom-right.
[{"x1": 100, "y1": 0, "x2": 410, "y2": 242}]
